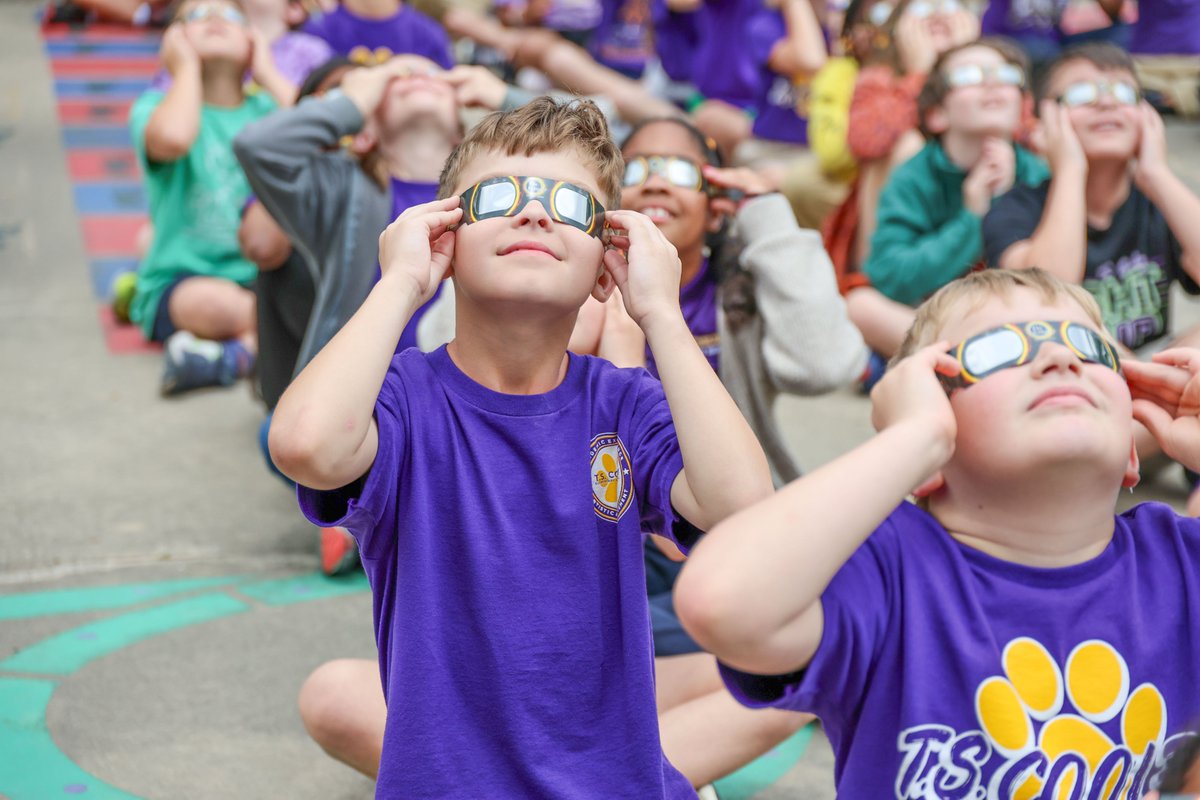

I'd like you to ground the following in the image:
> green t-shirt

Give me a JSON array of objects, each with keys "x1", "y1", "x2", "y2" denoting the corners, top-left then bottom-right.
[{"x1": 128, "y1": 89, "x2": 276, "y2": 338}]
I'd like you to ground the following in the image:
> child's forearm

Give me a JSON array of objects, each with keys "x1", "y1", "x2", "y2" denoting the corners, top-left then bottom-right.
[
  {"x1": 270, "y1": 273, "x2": 424, "y2": 490},
  {"x1": 144, "y1": 63, "x2": 202, "y2": 162},
  {"x1": 1007, "y1": 164, "x2": 1086, "y2": 281},
  {"x1": 1142, "y1": 168, "x2": 1200, "y2": 281},
  {"x1": 645, "y1": 315, "x2": 773, "y2": 530},
  {"x1": 253, "y1": 61, "x2": 298, "y2": 107},
  {"x1": 738, "y1": 195, "x2": 867, "y2": 391},
  {"x1": 772, "y1": 0, "x2": 827, "y2": 78},
  {"x1": 676, "y1": 418, "x2": 951, "y2": 673}
]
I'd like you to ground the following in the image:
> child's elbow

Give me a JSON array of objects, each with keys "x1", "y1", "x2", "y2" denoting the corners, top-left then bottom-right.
[
  {"x1": 145, "y1": 131, "x2": 193, "y2": 163},
  {"x1": 674, "y1": 542, "x2": 750, "y2": 657},
  {"x1": 268, "y1": 415, "x2": 329, "y2": 486}
]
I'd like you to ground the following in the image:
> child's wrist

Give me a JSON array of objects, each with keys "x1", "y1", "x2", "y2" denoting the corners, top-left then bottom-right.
[
  {"x1": 638, "y1": 307, "x2": 690, "y2": 348},
  {"x1": 378, "y1": 270, "x2": 429, "y2": 312}
]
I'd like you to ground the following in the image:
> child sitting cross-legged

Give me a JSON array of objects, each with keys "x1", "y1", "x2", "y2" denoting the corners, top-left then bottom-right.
[
  {"x1": 676, "y1": 267, "x2": 1200, "y2": 795},
  {"x1": 129, "y1": 0, "x2": 277, "y2": 395},
  {"x1": 863, "y1": 37, "x2": 1048, "y2": 307},
  {"x1": 268, "y1": 96, "x2": 773, "y2": 798}
]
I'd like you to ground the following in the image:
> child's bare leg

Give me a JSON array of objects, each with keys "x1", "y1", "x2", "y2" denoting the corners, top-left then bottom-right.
[
  {"x1": 297, "y1": 658, "x2": 386, "y2": 778},
  {"x1": 845, "y1": 286, "x2": 914, "y2": 359},
  {"x1": 656, "y1": 651, "x2": 725, "y2": 713},
  {"x1": 168, "y1": 276, "x2": 256, "y2": 342},
  {"x1": 655, "y1": 653, "x2": 812, "y2": 788}
]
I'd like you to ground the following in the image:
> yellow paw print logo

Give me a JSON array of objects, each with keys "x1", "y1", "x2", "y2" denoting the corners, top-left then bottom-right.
[{"x1": 975, "y1": 638, "x2": 1166, "y2": 798}]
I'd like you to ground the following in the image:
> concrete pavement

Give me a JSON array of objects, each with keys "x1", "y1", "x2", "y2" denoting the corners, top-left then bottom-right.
[{"x1": 2, "y1": 2, "x2": 1198, "y2": 796}]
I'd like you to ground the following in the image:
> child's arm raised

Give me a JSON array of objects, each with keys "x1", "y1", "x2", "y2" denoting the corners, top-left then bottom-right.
[
  {"x1": 269, "y1": 198, "x2": 461, "y2": 490},
  {"x1": 1133, "y1": 103, "x2": 1200, "y2": 283},
  {"x1": 143, "y1": 25, "x2": 202, "y2": 162},
  {"x1": 993, "y1": 102, "x2": 1088, "y2": 281},
  {"x1": 675, "y1": 344, "x2": 958, "y2": 674},
  {"x1": 248, "y1": 29, "x2": 297, "y2": 107},
  {"x1": 1125, "y1": 348, "x2": 1200, "y2": 472},
  {"x1": 233, "y1": 60, "x2": 411, "y2": 262},
  {"x1": 604, "y1": 209, "x2": 773, "y2": 531}
]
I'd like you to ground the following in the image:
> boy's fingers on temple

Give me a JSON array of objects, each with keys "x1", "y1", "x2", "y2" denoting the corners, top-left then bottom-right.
[{"x1": 1151, "y1": 348, "x2": 1200, "y2": 374}]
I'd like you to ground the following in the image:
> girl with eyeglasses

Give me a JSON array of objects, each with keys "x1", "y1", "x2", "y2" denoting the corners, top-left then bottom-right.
[{"x1": 573, "y1": 115, "x2": 868, "y2": 792}]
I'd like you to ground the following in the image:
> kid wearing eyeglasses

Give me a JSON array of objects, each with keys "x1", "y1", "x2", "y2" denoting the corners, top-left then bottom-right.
[
  {"x1": 983, "y1": 43, "x2": 1200, "y2": 359},
  {"x1": 862, "y1": 38, "x2": 1048, "y2": 307},
  {"x1": 676, "y1": 266, "x2": 1200, "y2": 797},
  {"x1": 127, "y1": 0, "x2": 279, "y2": 395},
  {"x1": 268, "y1": 97, "x2": 773, "y2": 799}
]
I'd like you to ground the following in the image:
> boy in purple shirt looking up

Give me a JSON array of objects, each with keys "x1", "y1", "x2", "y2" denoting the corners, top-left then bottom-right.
[
  {"x1": 268, "y1": 97, "x2": 772, "y2": 799},
  {"x1": 677, "y1": 266, "x2": 1200, "y2": 797},
  {"x1": 304, "y1": 0, "x2": 454, "y2": 68}
]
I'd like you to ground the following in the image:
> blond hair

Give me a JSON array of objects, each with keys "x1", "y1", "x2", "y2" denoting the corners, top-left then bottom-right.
[
  {"x1": 894, "y1": 268, "x2": 1108, "y2": 364},
  {"x1": 438, "y1": 96, "x2": 623, "y2": 208}
]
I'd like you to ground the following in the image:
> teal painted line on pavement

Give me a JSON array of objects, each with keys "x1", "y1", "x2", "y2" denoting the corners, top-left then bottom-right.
[
  {"x1": 0, "y1": 677, "x2": 141, "y2": 800},
  {"x1": 0, "y1": 577, "x2": 236, "y2": 621},
  {"x1": 714, "y1": 723, "x2": 814, "y2": 799},
  {"x1": 0, "y1": 594, "x2": 249, "y2": 675},
  {"x1": 237, "y1": 571, "x2": 369, "y2": 606}
]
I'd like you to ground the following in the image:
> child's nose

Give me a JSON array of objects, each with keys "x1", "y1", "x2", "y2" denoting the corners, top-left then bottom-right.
[
  {"x1": 1032, "y1": 342, "x2": 1084, "y2": 375},
  {"x1": 513, "y1": 199, "x2": 553, "y2": 229}
]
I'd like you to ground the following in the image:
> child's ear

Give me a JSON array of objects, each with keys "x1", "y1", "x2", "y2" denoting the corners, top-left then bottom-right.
[
  {"x1": 912, "y1": 471, "x2": 946, "y2": 499},
  {"x1": 349, "y1": 129, "x2": 378, "y2": 156},
  {"x1": 591, "y1": 263, "x2": 617, "y2": 303},
  {"x1": 708, "y1": 196, "x2": 736, "y2": 230},
  {"x1": 925, "y1": 107, "x2": 948, "y2": 137},
  {"x1": 1121, "y1": 438, "x2": 1141, "y2": 489}
]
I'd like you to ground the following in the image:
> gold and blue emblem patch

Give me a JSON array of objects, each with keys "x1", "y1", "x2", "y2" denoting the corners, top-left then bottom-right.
[{"x1": 589, "y1": 433, "x2": 633, "y2": 522}]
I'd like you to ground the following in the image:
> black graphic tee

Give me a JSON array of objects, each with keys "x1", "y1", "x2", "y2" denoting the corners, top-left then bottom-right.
[{"x1": 984, "y1": 180, "x2": 1196, "y2": 349}]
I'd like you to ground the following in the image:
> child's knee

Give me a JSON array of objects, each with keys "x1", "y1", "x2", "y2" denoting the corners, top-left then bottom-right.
[{"x1": 297, "y1": 659, "x2": 362, "y2": 739}]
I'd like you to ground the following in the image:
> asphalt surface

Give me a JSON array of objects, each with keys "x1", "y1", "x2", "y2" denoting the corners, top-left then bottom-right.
[{"x1": 2, "y1": 2, "x2": 1199, "y2": 797}]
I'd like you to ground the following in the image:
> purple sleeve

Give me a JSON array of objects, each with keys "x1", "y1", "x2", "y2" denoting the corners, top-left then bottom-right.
[
  {"x1": 297, "y1": 360, "x2": 408, "y2": 560},
  {"x1": 421, "y1": 16, "x2": 455, "y2": 69},
  {"x1": 719, "y1": 507, "x2": 899, "y2": 724},
  {"x1": 746, "y1": 7, "x2": 786, "y2": 70},
  {"x1": 628, "y1": 373, "x2": 689, "y2": 546}
]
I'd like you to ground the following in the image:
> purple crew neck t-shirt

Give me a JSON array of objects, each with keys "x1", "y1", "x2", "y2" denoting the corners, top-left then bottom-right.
[
  {"x1": 651, "y1": 0, "x2": 699, "y2": 83},
  {"x1": 299, "y1": 347, "x2": 698, "y2": 799},
  {"x1": 1129, "y1": 0, "x2": 1200, "y2": 55},
  {"x1": 747, "y1": 8, "x2": 813, "y2": 145},
  {"x1": 303, "y1": 4, "x2": 454, "y2": 67},
  {"x1": 590, "y1": 0, "x2": 655, "y2": 77},
  {"x1": 647, "y1": 259, "x2": 718, "y2": 378},
  {"x1": 690, "y1": 0, "x2": 778, "y2": 110},
  {"x1": 721, "y1": 500, "x2": 1200, "y2": 796},
  {"x1": 980, "y1": 0, "x2": 1066, "y2": 42}
]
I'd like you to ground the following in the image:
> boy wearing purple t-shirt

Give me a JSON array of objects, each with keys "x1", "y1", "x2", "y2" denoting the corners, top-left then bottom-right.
[
  {"x1": 677, "y1": 267, "x2": 1200, "y2": 797},
  {"x1": 304, "y1": 0, "x2": 453, "y2": 69},
  {"x1": 269, "y1": 97, "x2": 772, "y2": 799}
]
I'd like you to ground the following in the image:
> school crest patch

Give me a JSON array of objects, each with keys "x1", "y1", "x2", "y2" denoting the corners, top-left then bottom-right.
[{"x1": 589, "y1": 433, "x2": 633, "y2": 522}]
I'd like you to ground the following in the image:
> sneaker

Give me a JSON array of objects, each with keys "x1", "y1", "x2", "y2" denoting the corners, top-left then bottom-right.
[
  {"x1": 160, "y1": 331, "x2": 235, "y2": 396},
  {"x1": 858, "y1": 350, "x2": 888, "y2": 394},
  {"x1": 320, "y1": 526, "x2": 360, "y2": 576},
  {"x1": 111, "y1": 271, "x2": 137, "y2": 324}
]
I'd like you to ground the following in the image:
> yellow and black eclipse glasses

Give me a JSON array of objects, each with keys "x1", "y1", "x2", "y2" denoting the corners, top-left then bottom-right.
[{"x1": 457, "y1": 176, "x2": 605, "y2": 238}]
